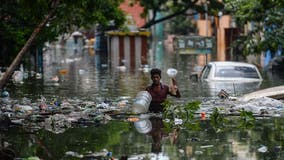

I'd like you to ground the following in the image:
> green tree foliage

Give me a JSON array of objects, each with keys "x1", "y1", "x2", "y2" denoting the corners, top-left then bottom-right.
[
  {"x1": 224, "y1": 0, "x2": 284, "y2": 55},
  {"x1": 166, "y1": 16, "x2": 197, "y2": 35},
  {"x1": 131, "y1": 0, "x2": 224, "y2": 28},
  {"x1": 0, "y1": 0, "x2": 126, "y2": 66},
  {"x1": 0, "y1": 0, "x2": 126, "y2": 89}
]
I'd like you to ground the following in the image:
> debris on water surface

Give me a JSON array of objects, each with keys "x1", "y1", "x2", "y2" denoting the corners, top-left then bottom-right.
[
  {"x1": 217, "y1": 89, "x2": 229, "y2": 99},
  {"x1": 1, "y1": 90, "x2": 9, "y2": 98},
  {"x1": 257, "y1": 145, "x2": 268, "y2": 153},
  {"x1": 200, "y1": 145, "x2": 214, "y2": 149},
  {"x1": 0, "y1": 93, "x2": 284, "y2": 134},
  {"x1": 127, "y1": 117, "x2": 139, "y2": 122},
  {"x1": 174, "y1": 118, "x2": 183, "y2": 125},
  {"x1": 45, "y1": 114, "x2": 71, "y2": 134},
  {"x1": 0, "y1": 95, "x2": 135, "y2": 133},
  {"x1": 199, "y1": 96, "x2": 284, "y2": 116},
  {"x1": 65, "y1": 148, "x2": 113, "y2": 159},
  {"x1": 232, "y1": 97, "x2": 284, "y2": 115}
]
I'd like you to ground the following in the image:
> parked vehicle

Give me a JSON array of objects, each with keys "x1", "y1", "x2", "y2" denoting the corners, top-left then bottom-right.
[{"x1": 191, "y1": 61, "x2": 263, "y2": 96}]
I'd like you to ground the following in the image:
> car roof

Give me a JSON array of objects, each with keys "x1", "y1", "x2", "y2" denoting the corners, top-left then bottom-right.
[{"x1": 208, "y1": 61, "x2": 257, "y2": 68}]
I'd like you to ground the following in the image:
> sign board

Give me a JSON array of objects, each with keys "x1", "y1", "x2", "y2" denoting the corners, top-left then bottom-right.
[{"x1": 173, "y1": 36, "x2": 214, "y2": 54}]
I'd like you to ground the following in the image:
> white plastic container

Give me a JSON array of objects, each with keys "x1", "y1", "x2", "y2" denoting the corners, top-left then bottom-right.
[
  {"x1": 134, "y1": 119, "x2": 152, "y2": 134},
  {"x1": 166, "y1": 68, "x2": 178, "y2": 78},
  {"x1": 132, "y1": 91, "x2": 152, "y2": 114}
]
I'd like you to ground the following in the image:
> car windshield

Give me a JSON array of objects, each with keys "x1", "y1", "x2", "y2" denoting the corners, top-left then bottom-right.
[
  {"x1": 201, "y1": 65, "x2": 211, "y2": 79},
  {"x1": 215, "y1": 66, "x2": 260, "y2": 79}
]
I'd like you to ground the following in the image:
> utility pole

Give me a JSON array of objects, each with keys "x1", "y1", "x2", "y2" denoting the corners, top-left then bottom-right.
[{"x1": 204, "y1": 1, "x2": 208, "y2": 64}]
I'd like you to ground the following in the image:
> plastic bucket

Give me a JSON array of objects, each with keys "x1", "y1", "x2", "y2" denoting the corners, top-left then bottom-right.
[{"x1": 132, "y1": 91, "x2": 152, "y2": 114}]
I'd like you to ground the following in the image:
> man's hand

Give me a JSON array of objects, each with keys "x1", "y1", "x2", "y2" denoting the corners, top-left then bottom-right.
[{"x1": 169, "y1": 84, "x2": 178, "y2": 95}]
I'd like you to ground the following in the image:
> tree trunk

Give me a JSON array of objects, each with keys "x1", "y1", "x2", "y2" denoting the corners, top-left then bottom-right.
[{"x1": 0, "y1": 8, "x2": 56, "y2": 90}]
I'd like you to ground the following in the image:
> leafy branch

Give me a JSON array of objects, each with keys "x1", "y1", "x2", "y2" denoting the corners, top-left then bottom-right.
[
  {"x1": 210, "y1": 107, "x2": 228, "y2": 133},
  {"x1": 238, "y1": 108, "x2": 255, "y2": 129},
  {"x1": 162, "y1": 100, "x2": 256, "y2": 133},
  {"x1": 162, "y1": 100, "x2": 201, "y2": 130}
]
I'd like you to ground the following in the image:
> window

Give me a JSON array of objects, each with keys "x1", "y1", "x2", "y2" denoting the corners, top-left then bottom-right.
[
  {"x1": 215, "y1": 66, "x2": 259, "y2": 78},
  {"x1": 201, "y1": 65, "x2": 211, "y2": 79}
]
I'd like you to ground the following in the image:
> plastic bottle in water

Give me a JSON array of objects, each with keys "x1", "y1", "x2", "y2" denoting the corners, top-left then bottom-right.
[{"x1": 132, "y1": 91, "x2": 152, "y2": 114}]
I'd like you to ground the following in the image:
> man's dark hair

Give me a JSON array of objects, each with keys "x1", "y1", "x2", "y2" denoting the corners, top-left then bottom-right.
[{"x1": 150, "y1": 68, "x2": 161, "y2": 77}]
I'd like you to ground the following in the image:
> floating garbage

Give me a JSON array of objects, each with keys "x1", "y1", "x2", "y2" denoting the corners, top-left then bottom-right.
[
  {"x1": 127, "y1": 117, "x2": 139, "y2": 122},
  {"x1": 83, "y1": 149, "x2": 112, "y2": 159},
  {"x1": 195, "y1": 150, "x2": 203, "y2": 155},
  {"x1": 199, "y1": 96, "x2": 284, "y2": 116},
  {"x1": 178, "y1": 149, "x2": 185, "y2": 153},
  {"x1": 50, "y1": 75, "x2": 59, "y2": 82},
  {"x1": 58, "y1": 69, "x2": 68, "y2": 75},
  {"x1": 13, "y1": 105, "x2": 34, "y2": 114},
  {"x1": 1, "y1": 91, "x2": 9, "y2": 98},
  {"x1": 1, "y1": 89, "x2": 284, "y2": 137},
  {"x1": 217, "y1": 89, "x2": 229, "y2": 99},
  {"x1": 12, "y1": 70, "x2": 24, "y2": 83},
  {"x1": 22, "y1": 156, "x2": 41, "y2": 160},
  {"x1": 128, "y1": 153, "x2": 168, "y2": 160},
  {"x1": 35, "y1": 73, "x2": 42, "y2": 79},
  {"x1": 257, "y1": 145, "x2": 268, "y2": 153},
  {"x1": 78, "y1": 69, "x2": 85, "y2": 75},
  {"x1": 233, "y1": 97, "x2": 284, "y2": 115},
  {"x1": 118, "y1": 99, "x2": 128, "y2": 108},
  {"x1": 28, "y1": 115, "x2": 45, "y2": 122},
  {"x1": 39, "y1": 102, "x2": 47, "y2": 111},
  {"x1": 0, "y1": 95, "x2": 133, "y2": 134},
  {"x1": 65, "y1": 151, "x2": 83, "y2": 158},
  {"x1": 200, "y1": 145, "x2": 214, "y2": 149},
  {"x1": 45, "y1": 114, "x2": 71, "y2": 134},
  {"x1": 97, "y1": 102, "x2": 110, "y2": 109},
  {"x1": 174, "y1": 118, "x2": 183, "y2": 125}
]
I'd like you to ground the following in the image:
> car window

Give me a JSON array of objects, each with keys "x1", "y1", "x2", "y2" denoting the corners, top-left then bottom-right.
[
  {"x1": 201, "y1": 65, "x2": 211, "y2": 79},
  {"x1": 215, "y1": 66, "x2": 260, "y2": 78}
]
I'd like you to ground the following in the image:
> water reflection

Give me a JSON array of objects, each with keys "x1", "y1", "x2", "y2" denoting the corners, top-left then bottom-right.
[
  {"x1": 6, "y1": 41, "x2": 284, "y2": 102},
  {"x1": 134, "y1": 115, "x2": 179, "y2": 154},
  {"x1": 2, "y1": 116, "x2": 283, "y2": 159},
  {"x1": 2, "y1": 39, "x2": 284, "y2": 159},
  {"x1": 203, "y1": 81, "x2": 262, "y2": 97}
]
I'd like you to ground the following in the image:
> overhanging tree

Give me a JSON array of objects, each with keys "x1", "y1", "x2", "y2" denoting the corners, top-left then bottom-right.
[
  {"x1": 224, "y1": 0, "x2": 284, "y2": 55},
  {"x1": 131, "y1": 0, "x2": 224, "y2": 28},
  {"x1": 0, "y1": 0, "x2": 126, "y2": 89}
]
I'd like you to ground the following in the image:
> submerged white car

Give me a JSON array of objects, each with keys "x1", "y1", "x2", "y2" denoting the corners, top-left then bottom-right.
[
  {"x1": 193, "y1": 61, "x2": 263, "y2": 96},
  {"x1": 200, "y1": 61, "x2": 263, "y2": 82}
]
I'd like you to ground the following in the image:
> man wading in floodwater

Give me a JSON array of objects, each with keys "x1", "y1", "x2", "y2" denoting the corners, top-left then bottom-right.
[{"x1": 146, "y1": 68, "x2": 181, "y2": 113}]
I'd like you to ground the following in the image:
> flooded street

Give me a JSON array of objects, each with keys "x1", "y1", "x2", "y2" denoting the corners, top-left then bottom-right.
[
  {"x1": 6, "y1": 39, "x2": 284, "y2": 102},
  {"x1": 1, "y1": 40, "x2": 284, "y2": 159}
]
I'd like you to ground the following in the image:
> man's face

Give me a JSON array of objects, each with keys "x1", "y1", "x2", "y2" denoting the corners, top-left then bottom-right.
[{"x1": 151, "y1": 74, "x2": 161, "y2": 85}]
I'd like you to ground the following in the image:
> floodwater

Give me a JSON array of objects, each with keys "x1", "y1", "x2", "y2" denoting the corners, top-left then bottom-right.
[{"x1": 1, "y1": 39, "x2": 284, "y2": 159}]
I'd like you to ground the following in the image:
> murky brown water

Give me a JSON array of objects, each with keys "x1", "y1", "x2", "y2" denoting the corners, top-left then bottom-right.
[{"x1": 1, "y1": 40, "x2": 284, "y2": 159}]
